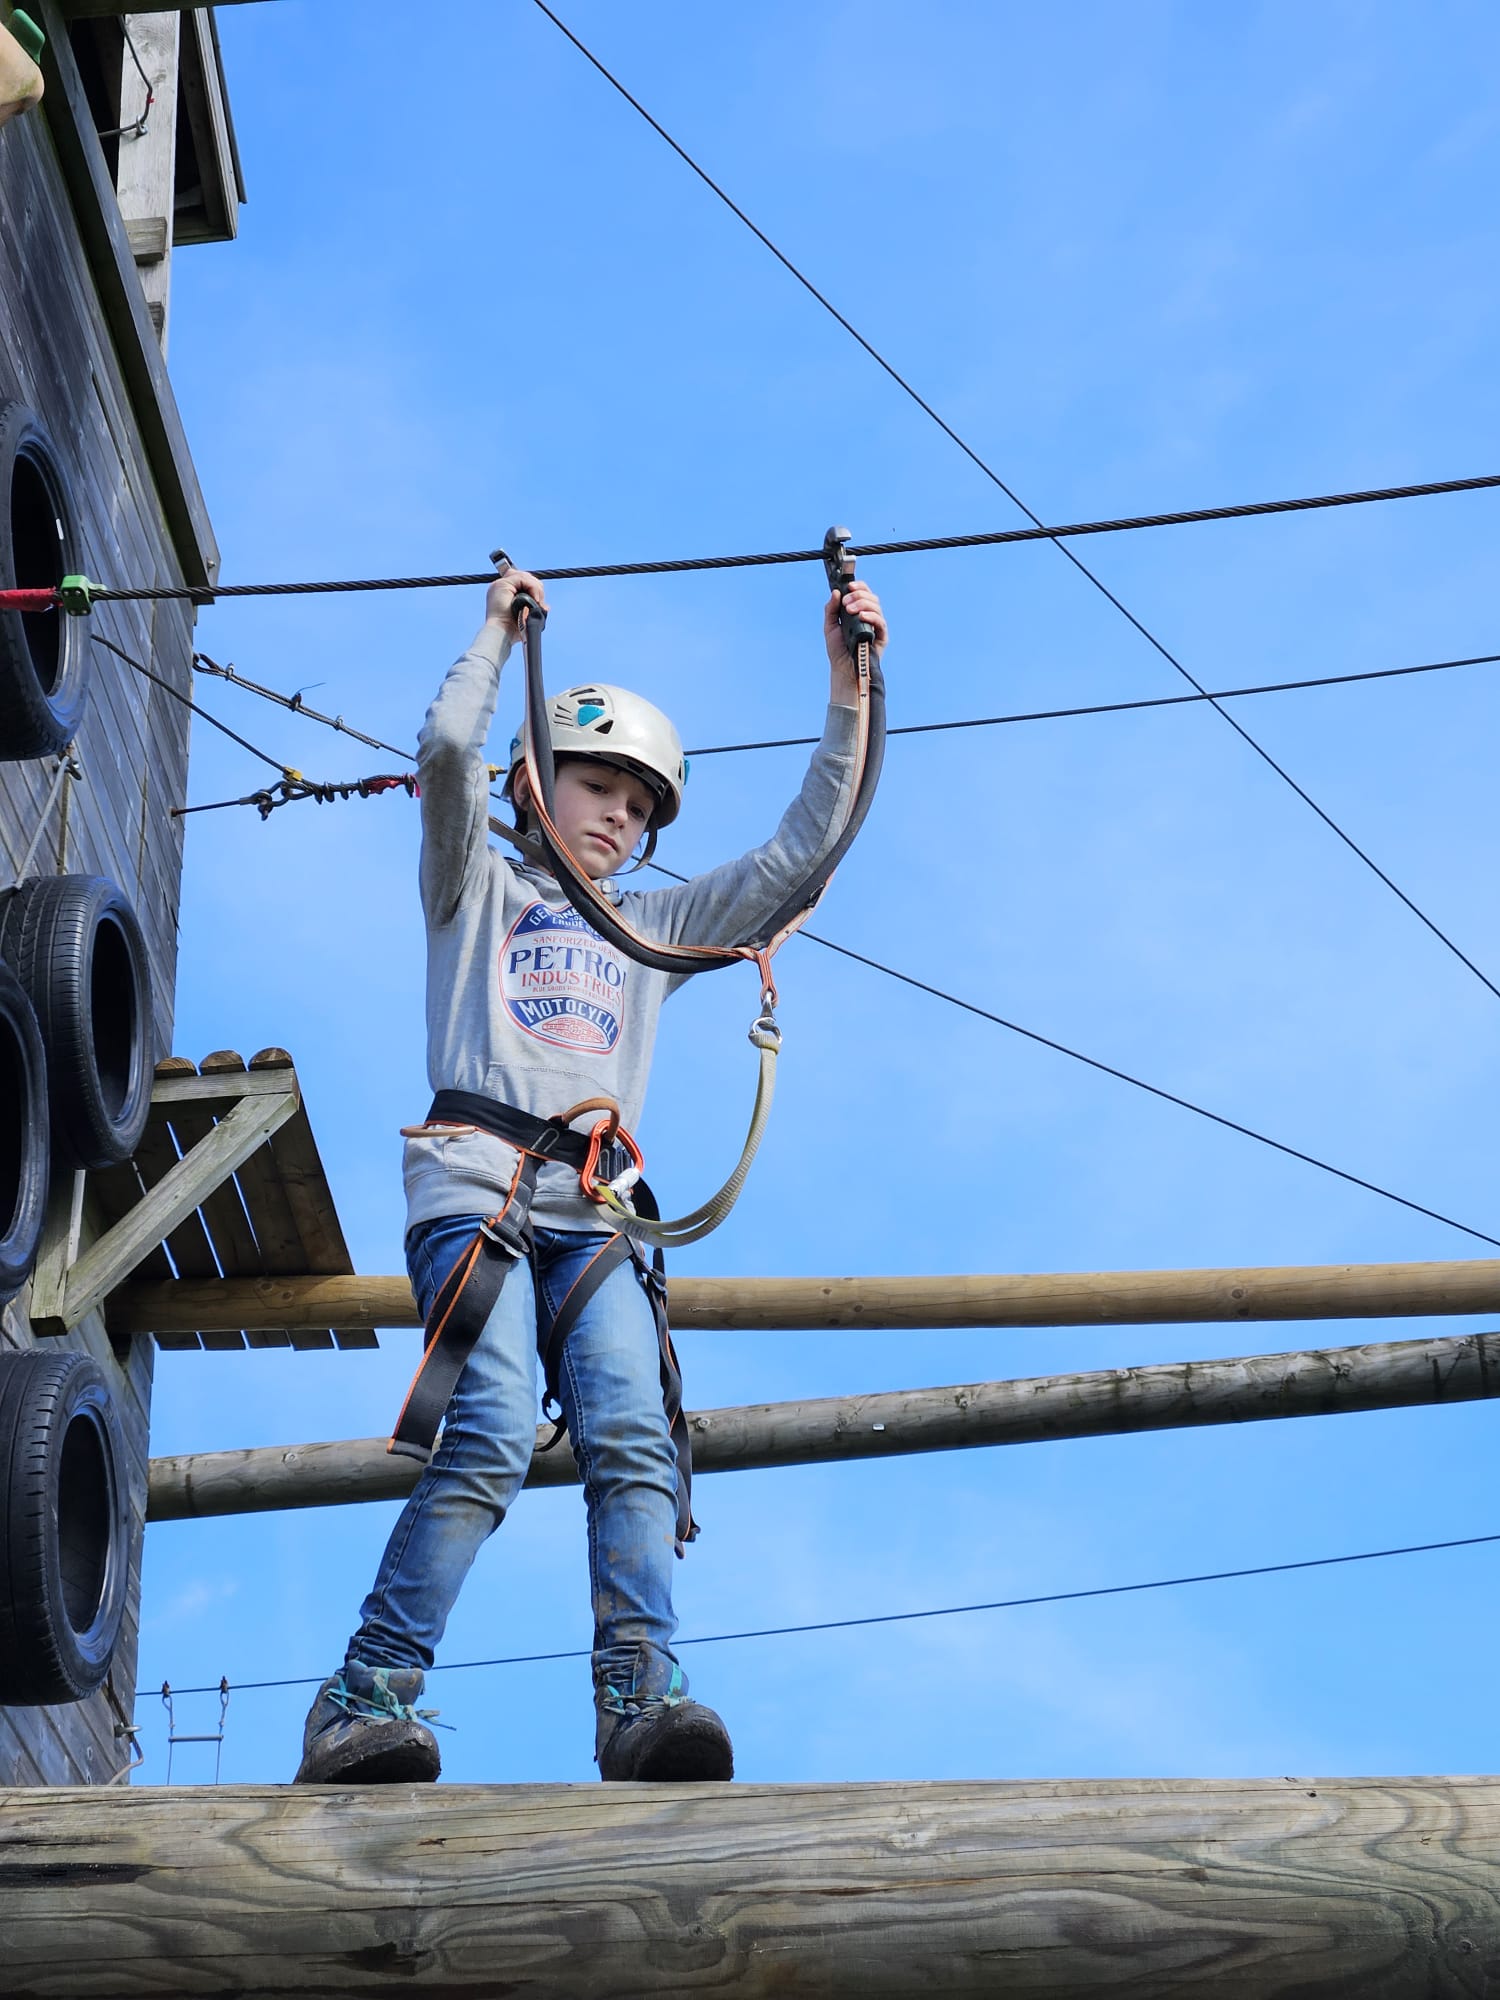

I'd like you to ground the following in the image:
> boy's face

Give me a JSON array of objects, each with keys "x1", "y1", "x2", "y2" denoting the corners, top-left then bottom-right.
[{"x1": 517, "y1": 758, "x2": 657, "y2": 879}]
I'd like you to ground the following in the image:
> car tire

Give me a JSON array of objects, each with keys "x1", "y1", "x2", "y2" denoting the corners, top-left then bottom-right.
[
  {"x1": 0, "y1": 399, "x2": 89, "y2": 761},
  {"x1": 0, "y1": 1349, "x2": 129, "y2": 1705},
  {"x1": 0, "y1": 874, "x2": 154, "y2": 1171}
]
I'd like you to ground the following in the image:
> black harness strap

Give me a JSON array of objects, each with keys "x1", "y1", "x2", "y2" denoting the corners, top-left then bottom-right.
[
  {"x1": 389, "y1": 1091, "x2": 698, "y2": 1547},
  {"x1": 538, "y1": 1180, "x2": 697, "y2": 1548}
]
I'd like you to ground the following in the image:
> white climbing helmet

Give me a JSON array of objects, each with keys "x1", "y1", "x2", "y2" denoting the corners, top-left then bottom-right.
[{"x1": 507, "y1": 683, "x2": 688, "y2": 827}]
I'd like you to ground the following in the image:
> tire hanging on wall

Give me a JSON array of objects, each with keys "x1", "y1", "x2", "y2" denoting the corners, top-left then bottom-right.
[
  {"x1": 0, "y1": 875, "x2": 154, "y2": 1171},
  {"x1": 0, "y1": 960, "x2": 49, "y2": 1306},
  {"x1": 0, "y1": 1350, "x2": 129, "y2": 1705},
  {"x1": 0, "y1": 399, "x2": 89, "y2": 761}
]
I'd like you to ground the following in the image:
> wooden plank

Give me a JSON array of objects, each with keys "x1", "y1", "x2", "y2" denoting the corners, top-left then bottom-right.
[
  {"x1": 243, "y1": 1051, "x2": 369, "y2": 1349},
  {"x1": 205, "y1": 1053, "x2": 331, "y2": 1354},
  {"x1": 163, "y1": 1098, "x2": 282, "y2": 1351},
  {"x1": 187, "y1": 1053, "x2": 275, "y2": 1349},
  {"x1": 108, "y1": 1254, "x2": 1500, "y2": 1339},
  {"x1": 126, "y1": 1099, "x2": 214, "y2": 1352},
  {"x1": 39, "y1": 1087, "x2": 299, "y2": 1335},
  {"x1": 26, "y1": 1170, "x2": 86, "y2": 1331},
  {"x1": 144, "y1": 1328, "x2": 1500, "y2": 1519},
  {"x1": 3, "y1": 1776, "x2": 1499, "y2": 1996}
]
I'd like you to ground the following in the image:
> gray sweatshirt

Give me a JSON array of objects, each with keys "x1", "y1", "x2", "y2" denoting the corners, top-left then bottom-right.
[{"x1": 403, "y1": 623, "x2": 860, "y2": 1236}]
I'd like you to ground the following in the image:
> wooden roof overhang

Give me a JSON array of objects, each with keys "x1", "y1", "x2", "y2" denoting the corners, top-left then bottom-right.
[{"x1": 33, "y1": 1048, "x2": 376, "y2": 1351}]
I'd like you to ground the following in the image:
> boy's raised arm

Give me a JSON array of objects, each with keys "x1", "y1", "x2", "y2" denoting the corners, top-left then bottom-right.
[
  {"x1": 417, "y1": 569, "x2": 544, "y2": 927},
  {"x1": 643, "y1": 579, "x2": 887, "y2": 955}
]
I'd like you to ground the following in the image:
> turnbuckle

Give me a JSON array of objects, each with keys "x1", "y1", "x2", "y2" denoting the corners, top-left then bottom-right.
[{"x1": 822, "y1": 526, "x2": 874, "y2": 653}]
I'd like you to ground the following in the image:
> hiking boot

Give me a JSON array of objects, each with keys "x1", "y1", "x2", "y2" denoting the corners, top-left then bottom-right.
[
  {"x1": 596, "y1": 1673, "x2": 733, "y2": 1782},
  {"x1": 293, "y1": 1660, "x2": 441, "y2": 1784}
]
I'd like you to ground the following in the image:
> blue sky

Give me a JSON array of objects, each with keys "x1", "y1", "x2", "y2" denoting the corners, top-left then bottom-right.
[{"x1": 133, "y1": 0, "x2": 1500, "y2": 1784}]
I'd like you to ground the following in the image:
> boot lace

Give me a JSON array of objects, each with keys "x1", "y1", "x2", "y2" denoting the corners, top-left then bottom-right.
[{"x1": 330, "y1": 1667, "x2": 442, "y2": 1728}]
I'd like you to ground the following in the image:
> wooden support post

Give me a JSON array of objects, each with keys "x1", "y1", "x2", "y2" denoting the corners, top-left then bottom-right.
[
  {"x1": 35, "y1": 1085, "x2": 299, "y2": 1338},
  {"x1": 145, "y1": 1329, "x2": 1500, "y2": 1520},
  {"x1": 25, "y1": 1168, "x2": 86, "y2": 1330},
  {"x1": 110, "y1": 1254, "x2": 1500, "y2": 1339},
  {"x1": 1, "y1": 1777, "x2": 1498, "y2": 1996},
  {"x1": 114, "y1": 12, "x2": 179, "y2": 350}
]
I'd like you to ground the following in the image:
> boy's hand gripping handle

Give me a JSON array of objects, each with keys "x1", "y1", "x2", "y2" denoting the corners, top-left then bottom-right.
[
  {"x1": 823, "y1": 525, "x2": 874, "y2": 654},
  {"x1": 490, "y1": 547, "x2": 547, "y2": 631}
]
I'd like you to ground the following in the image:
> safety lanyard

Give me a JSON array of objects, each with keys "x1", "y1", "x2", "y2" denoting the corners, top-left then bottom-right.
[{"x1": 500, "y1": 529, "x2": 885, "y2": 1245}]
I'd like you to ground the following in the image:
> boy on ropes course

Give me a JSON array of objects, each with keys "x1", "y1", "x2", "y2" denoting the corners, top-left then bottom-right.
[{"x1": 294, "y1": 551, "x2": 887, "y2": 1785}]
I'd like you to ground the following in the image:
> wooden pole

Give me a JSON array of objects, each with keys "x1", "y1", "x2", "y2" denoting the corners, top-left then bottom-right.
[
  {"x1": 2, "y1": 1777, "x2": 1497, "y2": 1996},
  {"x1": 145, "y1": 1329, "x2": 1500, "y2": 1520},
  {"x1": 108, "y1": 1255, "x2": 1500, "y2": 1338}
]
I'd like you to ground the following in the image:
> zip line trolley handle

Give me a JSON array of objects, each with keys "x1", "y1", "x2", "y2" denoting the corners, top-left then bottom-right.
[
  {"x1": 823, "y1": 525, "x2": 875, "y2": 654},
  {"x1": 490, "y1": 547, "x2": 547, "y2": 633}
]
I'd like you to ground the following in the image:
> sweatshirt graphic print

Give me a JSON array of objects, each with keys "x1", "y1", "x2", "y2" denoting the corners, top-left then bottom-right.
[{"x1": 403, "y1": 623, "x2": 859, "y2": 1236}]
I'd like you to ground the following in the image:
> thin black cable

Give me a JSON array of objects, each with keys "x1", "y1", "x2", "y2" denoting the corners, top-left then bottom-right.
[
  {"x1": 153, "y1": 1528, "x2": 1500, "y2": 1698},
  {"x1": 93, "y1": 634, "x2": 297, "y2": 779},
  {"x1": 684, "y1": 649, "x2": 1500, "y2": 757},
  {"x1": 96, "y1": 18, "x2": 154, "y2": 139},
  {"x1": 155, "y1": 705, "x2": 1500, "y2": 1246},
  {"x1": 645, "y1": 855, "x2": 1500, "y2": 1250},
  {"x1": 189, "y1": 638, "x2": 1500, "y2": 766},
  {"x1": 192, "y1": 654, "x2": 415, "y2": 764},
  {"x1": 83, "y1": 472, "x2": 1500, "y2": 603},
  {"x1": 531, "y1": 0, "x2": 1500, "y2": 1004}
]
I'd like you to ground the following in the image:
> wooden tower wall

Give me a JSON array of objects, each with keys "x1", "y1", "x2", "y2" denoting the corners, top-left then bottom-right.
[{"x1": 0, "y1": 6, "x2": 219, "y2": 1786}]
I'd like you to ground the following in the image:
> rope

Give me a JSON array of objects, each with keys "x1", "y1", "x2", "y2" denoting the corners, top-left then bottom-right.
[
  {"x1": 92, "y1": 633, "x2": 303, "y2": 783},
  {"x1": 530, "y1": 0, "x2": 1500, "y2": 1008},
  {"x1": 151, "y1": 1526, "x2": 1500, "y2": 1697},
  {"x1": 590, "y1": 1023, "x2": 781, "y2": 1247},
  {"x1": 53, "y1": 472, "x2": 1500, "y2": 603},
  {"x1": 7, "y1": 746, "x2": 81, "y2": 887},
  {"x1": 684, "y1": 649, "x2": 1500, "y2": 757}
]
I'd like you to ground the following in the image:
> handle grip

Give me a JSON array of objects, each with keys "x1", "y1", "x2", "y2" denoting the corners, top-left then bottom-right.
[{"x1": 822, "y1": 524, "x2": 875, "y2": 651}]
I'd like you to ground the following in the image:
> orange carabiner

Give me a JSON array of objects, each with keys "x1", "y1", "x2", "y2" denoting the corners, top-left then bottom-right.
[{"x1": 580, "y1": 1114, "x2": 645, "y2": 1203}]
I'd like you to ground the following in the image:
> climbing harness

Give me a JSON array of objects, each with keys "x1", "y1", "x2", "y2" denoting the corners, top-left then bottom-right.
[
  {"x1": 502, "y1": 524, "x2": 884, "y2": 1248},
  {"x1": 388, "y1": 534, "x2": 883, "y2": 1527},
  {"x1": 389, "y1": 1091, "x2": 697, "y2": 1546}
]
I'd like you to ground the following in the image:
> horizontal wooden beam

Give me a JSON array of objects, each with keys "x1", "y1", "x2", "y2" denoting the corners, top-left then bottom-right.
[
  {"x1": 146, "y1": 1329, "x2": 1500, "y2": 1520},
  {"x1": 2, "y1": 1777, "x2": 1497, "y2": 1996},
  {"x1": 110, "y1": 1255, "x2": 1500, "y2": 1339}
]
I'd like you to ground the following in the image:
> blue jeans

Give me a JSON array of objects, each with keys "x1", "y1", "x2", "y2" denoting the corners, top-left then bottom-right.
[{"x1": 348, "y1": 1216, "x2": 685, "y2": 1706}]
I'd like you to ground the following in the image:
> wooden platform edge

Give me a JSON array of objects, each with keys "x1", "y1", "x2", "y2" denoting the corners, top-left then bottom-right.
[{"x1": 1, "y1": 1776, "x2": 1497, "y2": 1997}]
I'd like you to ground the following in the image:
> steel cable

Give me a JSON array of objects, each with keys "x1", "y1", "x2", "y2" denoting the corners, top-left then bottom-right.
[
  {"x1": 153, "y1": 1526, "x2": 1500, "y2": 1698},
  {"x1": 530, "y1": 0, "x2": 1500, "y2": 1004},
  {"x1": 72, "y1": 471, "x2": 1500, "y2": 603}
]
